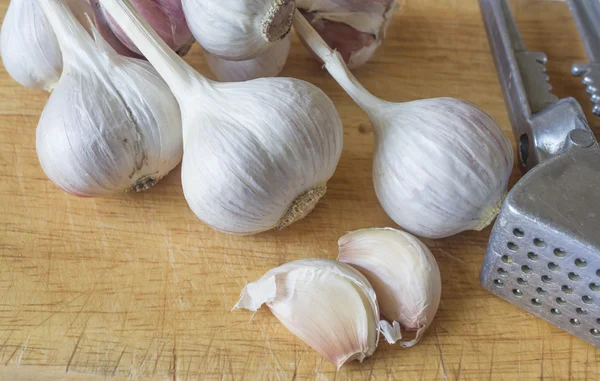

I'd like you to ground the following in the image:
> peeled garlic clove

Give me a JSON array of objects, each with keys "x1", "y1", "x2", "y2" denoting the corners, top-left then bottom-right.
[
  {"x1": 37, "y1": 0, "x2": 183, "y2": 197},
  {"x1": 234, "y1": 259, "x2": 380, "y2": 369},
  {"x1": 0, "y1": 0, "x2": 91, "y2": 91},
  {"x1": 94, "y1": 0, "x2": 194, "y2": 56},
  {"x1": 293, "y1": 13, "x2": 514, "y2": 238},
  {"x1": 182, "y1": 0, "x2": 296, "y2": 61},
  {"x1": 297, "y1": 0, "x2": 397, "y2": 69},
  {"x1": 338, "y1": 228, "x2": 442, "y2": 348},
  {"x1": 100, "y1": 0, "x2": 343, "y2": 235},
  {"x1": 204, "y1": 34, "x2": 291, "y2": 82}
]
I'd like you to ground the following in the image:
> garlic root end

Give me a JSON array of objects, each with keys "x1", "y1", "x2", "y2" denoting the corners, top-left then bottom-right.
[
  {"x1": 261, "y1": 0, "x2": 295, "y2": 42},
  {"x1": 130, "y1": 175, "x2": 159, "y2": 193},
  {"x1": 475, "y1": 192, "x2": 506, "y2": 231},
  {"x1": 276, "y1": 185, "x2": 326, "y2": 230}
]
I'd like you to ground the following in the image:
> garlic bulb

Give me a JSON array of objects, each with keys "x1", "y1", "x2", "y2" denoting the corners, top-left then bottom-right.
[
  {"x1": 182, "y1": 0, "x2": 296, "y2": 61},
  {"x1": 93, "y1": 0, "x2": 195, "y2": 56},
  {"x1": 204, "y1": 34, "x2": 291, "y2": 82},
  {"x1": 99, "y1": 0, "x2": 343, "y2": 235},
  {"x1": 0, "y1": 0, "x2": 91, "y2": 91},
  {"x1": 297, "y1": 0, "x2": 397, "y2": 69},
  {"x1": 294, "y1": 13, "x2": 514, "y2": 239},
  {"x1": 234, "y1": 259, "x2": 382, "y2": 369},
  {"x1": 37, "y1": 0, "x2": 183, "y2": 197},
  {"x1": 338, "y1": 228, "x2": 442, "y2": 348}
]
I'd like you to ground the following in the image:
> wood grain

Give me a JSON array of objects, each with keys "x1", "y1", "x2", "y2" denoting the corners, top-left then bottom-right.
[{"x1": 1, "y1": 0, "x2": 599, "y2": 380}]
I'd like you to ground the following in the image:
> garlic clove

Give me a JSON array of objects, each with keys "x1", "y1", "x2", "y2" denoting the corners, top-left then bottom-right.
[
  {"x1": 338, "y1": 228, "x2": 442, "y2": 348},
  {"x1": 234, "y1": 259, "x2": 381, "y2": 369},
  {"x1": 297, "y1": 0, "x2": 397, "y2": 69},
  {"x1": 99, "y1": 0, "x2": 344, "y2": 235},
  {"x1": 37, "y1": 0, "x2": 183, "y2": 197},
  {"x1": 293, "y1": 13, "x2": 514, "y2": 238},
  {"x1": 182, "y1": 0, "x2": 296, "y2": 61},
  {"x1": 0, "y1": 0, "x2": 91, "y2": 91},
  {"x1": 94, "y1": 0, "x2": 195, "y2": 57},
  {"x1": 203, "y1": 34, "x2": 291, "y2": 82}
]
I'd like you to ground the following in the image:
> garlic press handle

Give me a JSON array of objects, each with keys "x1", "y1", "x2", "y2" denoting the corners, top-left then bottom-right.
[
  {"x1": 568, "y1": 0, "x2": 600, "y2": 116},
  {"x1": 479, "y1": 0, "x2": 595, "y2": 172}
]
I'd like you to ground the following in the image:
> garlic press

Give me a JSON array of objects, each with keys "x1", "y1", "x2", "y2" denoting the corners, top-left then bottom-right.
[
  {"x1": 569, "y1": 0, "x2": 600, "y2": 116},
  {"x1": 479, "y1": 0, "x2": 600, "y2": 347}
]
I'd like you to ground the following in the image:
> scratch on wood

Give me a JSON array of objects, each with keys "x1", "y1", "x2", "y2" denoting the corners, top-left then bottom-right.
[
  {"x1": 171, "y1": 336, "x2": 177, "y2": 381},
  {"x1": 112, "y1": 346, "x2": 127, "y2": 376},
  {"x1": 0, "y1": 332, "x2": 12, "y2": 356},
  {"x1": 152, "y1": 340, "x2": 168, "y2": 377},
  {"x1": 435, "y1": 327, "x2": 449, "y2": 381},
  {"x1": 66, "y1": 323, "x2": 87, "y2": 373},
  {"x1": 367, "y1": 356, "x2": 376, "y2": 380},
  {"x1": 4, "y1": 345, "x2": 19, "y2": 366},
  {"x1": 487, "y1": 341, "x2": 495, "y2": 381},
  {"x1": 455, "y1": 347, "x2": 463, "y2": 381},
  {"x1": 16, "y1": 335, "x2": 29, "y2": 368}
]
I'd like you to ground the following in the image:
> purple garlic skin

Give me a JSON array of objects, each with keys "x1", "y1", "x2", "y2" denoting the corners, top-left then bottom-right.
[
  {"x1": 94, "y1": 0, "x2": 195, "y2": 56},
  {"x1": 297, "y1": 0, "x2": 397, "y2": 69}
]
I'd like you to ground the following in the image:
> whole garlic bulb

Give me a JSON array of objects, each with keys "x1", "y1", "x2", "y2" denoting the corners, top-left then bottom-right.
[
  {"x1": 204, "y1": 34, "x2": 291, "y2": 82},
  {"x1": 338, "y1": 228, "x2": 442, "y2": 348},
  {"x1": 234, "y1": 259, "x2": 382, "y2": 369},
  {"x1": 37, "y1": 0, "x2": 183, "y2": 197},
  {"x1": 294, "y1": 13, "x2": 514, "y2": 239},
  {"x1": 93, "y1": 0, "x2": 195, "y2": 56},
  {"x1": 182, "y1": 0, "x2": 296, "y2": 61},
  {"x1": 100, "y1": 0, "x2": 343, "y2": 235},
  {"x1": 0, "y1": 0, "x2": 91, "y2": 91},
  {"x1": 297, "y1": 0, "x2": 397, "y2": 69}
]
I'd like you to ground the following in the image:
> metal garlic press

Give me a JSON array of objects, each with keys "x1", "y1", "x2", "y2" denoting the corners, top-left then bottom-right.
[
  {"x1": 479, "y1": 0, "x2": 600, "y2": 347},
  {"x1": 569, "y1": 0, "x2": 600, "y2": 116}
]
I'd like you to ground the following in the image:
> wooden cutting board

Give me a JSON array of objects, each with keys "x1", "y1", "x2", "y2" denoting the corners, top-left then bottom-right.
[{"x1": 1, "y1": 0, "x2": 599, "y2": 380}]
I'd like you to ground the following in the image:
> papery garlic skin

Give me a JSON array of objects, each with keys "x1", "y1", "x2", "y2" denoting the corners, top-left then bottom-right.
[
  {"x1": 204, "y1": 34, "x2": 291, "y2": 82},
  {"x1": 0, "y1": 0, "x2": 90, "y2": 91},
  {"x1": 372, "y1": 98, "x2": 513, "y2": 238},
  {"x1": 293, "y1": 13, "x2": 514, "y2": 239},
  {"x1": 180, "y1": 77, "x2": 342, "y2": 234},
  {"x1": 100, "y1": 0, "x2": 343, "y2": 235},
  {"x1": 338, "y1": 228, "x2": 441, "y2": 347},
  {"x1": 234, "y1": 259, "x2": 380, "y2": 369},
  {"x1": 94, "y1": 0, "x2": 195, "y2": 56},
  {"x1": 37, "y1": 0, "x2": 182, "y2": 197},
  {"x1": 182, "y1": 0, "x2": 296, "y2": 61},
  {"x1": 297, "y1": 0, "x2": 397, "y2": 69}
]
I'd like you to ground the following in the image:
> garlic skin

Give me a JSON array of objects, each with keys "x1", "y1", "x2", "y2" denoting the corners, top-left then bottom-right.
[
  {"x1": 204, "y1": 34, "x2": 291, "y2": 82},
  {"x1": 37, "y1": 0, "x2": 182, "y2": 197},
  {"x1": 297, "y1": 0, "x2": 397, "y2": 69},
  {"x1": 0, "y1": 0, "x2": 91, "y2": 91},
  {"x1": 293, "y1": 13, "x2": 514, "y2": 239},
  {"x1": 338, "y1": 228, "x2": 441, "y2": 348},
  {"x1": 100, "y1": 0, "x2": 343, "y2": 235},
  {"x1": 182, "y1": 0, "x2": 296, "y2": 61},
  {"x1": 234, "y1": 259, "x2": 381, "y2": 369},
  {"x1": 94, "y1": 0, "x2": 195, "y2": 56}
]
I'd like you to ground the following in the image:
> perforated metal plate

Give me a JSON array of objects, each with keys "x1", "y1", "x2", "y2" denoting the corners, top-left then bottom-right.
[{"x1": 482, "y1": 149, "x2": 600, "y2": 347}]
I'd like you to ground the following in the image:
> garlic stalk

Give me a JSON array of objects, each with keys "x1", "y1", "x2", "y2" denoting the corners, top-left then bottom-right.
[
  {"x1": 234, "y1": 259, "x2": 383, "y2": 369},
  {"x1": 99, "y1": 0, "x2": 343, "y2": 235},
  {"x1": 204, "y1": 34, "x2": 291, "y2": 82},
  {"x1": 93, "y1": 0, "x2": 195, "y2": 56},
  {"x1": 182, "y1": 0, "x2": 296, "y2": 61},
  {"x1": 37, "y1": 0, "x2": 183, "y2": 197},
  {"x1": 338, "y1": 228, "x2": 442, "y2": 348},
  {"x1": 0, "y1": 0, "x2": 91, "y2": 91},
  {"x1": 297, "y1": 0, "x2": 398, "y2": 69},
  {"x1": 293, "y1": 13, "x2": 514, "y2": 239}
]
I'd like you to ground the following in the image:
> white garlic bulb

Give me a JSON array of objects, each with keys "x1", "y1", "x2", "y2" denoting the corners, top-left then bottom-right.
[
  {"x1": 294, "y1": 13, "x2": 514, "y2": 239},
  {"x1": 234, "y1": 259, "x2": 382, "y2": 369},
  {"x1": 0, "y1": 0, "x2": 91, "y2": 91},
  {"x1": 182, "y1": 0, "x2": 296, "y2": 61},
  {"x1": 204, "y1": 34, "x2": 291, "y2": 82},
  {"x1": 297, "y1": 0, "x2": 397, "y2": 69},
  {"x1": 100, "y1": 0, "x2": 343, "y2": 235},
  {"x1": 338, "y1": 228, "x2": 442, "y2": 348},
  {"x1": 37, "y1": 0, "x2": 183, "y2": 197}
]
